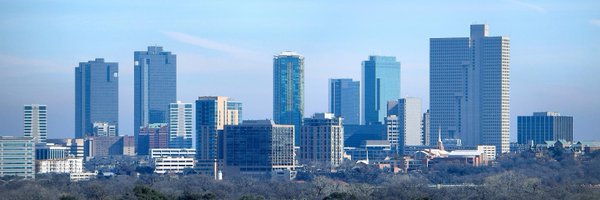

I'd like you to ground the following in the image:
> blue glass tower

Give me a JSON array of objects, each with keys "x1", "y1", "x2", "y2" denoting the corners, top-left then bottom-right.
[
  {"x1": 75, "y1": 58, "x2": 119, "y2": 138},
  {"x1": 134, "y1": 46, "x2": 176, "y2": 144},
  {"x1": 328, "y1": 79, "x2": 360, "y2": 125},
  {"x1": 361, "y1": 56, "x2": 401, "y2": 125},
  {"x1": 273, "y1": 51, "x2": 304, "y2": 145},
  {"x1": 518, "y1": 112, "x2": 573, "y2": 145}
]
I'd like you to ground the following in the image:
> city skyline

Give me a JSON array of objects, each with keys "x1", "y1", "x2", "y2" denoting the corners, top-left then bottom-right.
[{"x1": 1, "y1": 1, "x2": 599, "y2": 141}]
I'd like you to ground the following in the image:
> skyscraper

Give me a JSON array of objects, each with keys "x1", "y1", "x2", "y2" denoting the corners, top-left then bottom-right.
[
  {"x1": 134, "y1": 46, "x2": 176, "y2": 146},
  {"x1": 385, "y1": 115, "x2": 401, "y2": 153},
  {"x1": 224, "y1": 120, "x2": 296, "y2": 179},
  {"x1": 430, "y1": 24, "x2": 510, "y2": 153},
  {"x1": 387, "y1": 98, "x2": 422, "y2": 154},
  {"x1": 24, "y1": 104, "x2": 47, "y2": 143},
  {"x1": 362, "y1": 56, "x2": 401, "y2": 125},
  {"x1": 169, "y1": 101, "x2": 193, "y2": 148},
  {"x1": 299, "y1": 113, "x2": 344, "y2": 169},
  {"x1": 387, "y1": 98, "x2": 423, "y2": 146},
  {"x1": 518, "y1": 112, "x2": 573, "y2": 145},
  {"x1": 328, "y1": 78, "x2": 360, "y2": 125},
  {"x1": 75, "y1": 58, "x2": 119, "y2": 138},
  {"x1": 195, "y1": 96, "x2": 242, "y2": 178},
  {"x1": 273, "y1": 51, "x2": 304, "y2": 145},
  {"x1": 422, "y1": 109, "x2": 430, "y2": 146}
]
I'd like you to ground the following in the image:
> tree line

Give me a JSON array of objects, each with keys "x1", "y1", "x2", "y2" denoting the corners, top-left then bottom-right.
[{"x1": 2, "y1": 149, "x2": 600, "y2": 200}]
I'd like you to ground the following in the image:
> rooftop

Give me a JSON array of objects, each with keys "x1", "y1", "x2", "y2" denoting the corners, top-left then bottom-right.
[
  {"x1": 533, "y1": 112, "x2": 561, "y2": 117},
  {"x1": 275, "y1": 51, "x2": 303, "y2": 58},
  {"x1": 0, "y1": 136, "x2": 35, "y2": 141}
]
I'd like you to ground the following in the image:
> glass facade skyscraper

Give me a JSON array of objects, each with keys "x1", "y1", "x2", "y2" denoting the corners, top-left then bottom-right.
[
  {"x1": 361, "y1": 56, "x2": 401, "y2": 125},
  {"x1": 273, "y1": 51, "x2": 304, "y2": 145},
  {"x1": 328, "y1": 78, "x2": 360, "y2": 125},
  {"x1": 169, "y1": 101, "x2": 193, "y2": 149},
  {"x1": 134, "y1": 46, "x2": 176, "y2": 145},
  {"x1": 518, "y1": 112, "x2": 573, "y2": 145},
  {"x1": 24, "y1": 104, "x2": 47, "y2": 143},
  {"x1": 75, "y1": 58, "x2": 119, "y2": 138},
  {"x1": 224, "y1": 120, "x2": 296, "y2": 179},
  {"x1": 430, "y1": 24, "x2": 510, "y2": 153},
  {"x1": 196, "y1": 96, "x2": 242, "y2": 178}
]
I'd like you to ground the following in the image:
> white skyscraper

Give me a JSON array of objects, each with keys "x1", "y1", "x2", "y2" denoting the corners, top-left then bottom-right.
[
  {"x1": 387, "y1": 98, "x2": 423, "y2": 154},
  {"x1": 24, "y1": 104, "x2": 47, "y2": 143},
  {"x1": 169, "y1": 101, "x2": 193, "y2": 148},
  {"x1": 430, "y1": 24, "x2": 510, "y2": 153}
]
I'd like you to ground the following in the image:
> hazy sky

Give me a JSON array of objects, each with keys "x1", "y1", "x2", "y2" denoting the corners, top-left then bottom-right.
[{"x1": 1, "y1": 0, "x2": 598, "y2": 141}]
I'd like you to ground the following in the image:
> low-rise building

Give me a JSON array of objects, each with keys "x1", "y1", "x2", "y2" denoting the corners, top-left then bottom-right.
[
  {"x1": 0, "y1": 136, "x2": 36, "y2": 179},
  {"x1": 151, "y1": 148, "x2": 196, "y2": 174},
  {"x1": 70, "y1": 171, "x2": 98, "y2": 182},
  {"x1": 123, "y1": 136, "x2": 136, "y2": 156},
  {"x1": 412, "y1": 134, "x2": 491, "y2": 167},
  {"x1": 154, "y1": 157, "x2": 195, "y2": 174},
  {"x1": 573, "y1": 141, "x2": 600, "y2": 154},
  {"x1": 46, "y1": 138, "x2": 86, "y2": 158},
  {"x1": 36, "y1": 158, "x2": 84, "y2": 174},
  {"x1": 36, "y1": 143, "x2": 68, "y2": 160},
  {"x1": 150, "y1": 148, "x2": 196, "y2": 159},
  {"x1": 85, "y1": 136, "x2": 125, "y2": 158},
  {"x1": 345, "y1": 140, "x2": 393, "y2": 163},
  {"x1": 478, "y1": 145, "x2": 496, "y2": 161}
]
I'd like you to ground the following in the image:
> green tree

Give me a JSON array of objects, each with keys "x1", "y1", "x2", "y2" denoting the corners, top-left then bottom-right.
[
  {"x1": 133, "y1": 185, "x2": 168, "y2": 200},
  {"x1": 323, "y1": 192, "x2": 358, "y2": 200}
]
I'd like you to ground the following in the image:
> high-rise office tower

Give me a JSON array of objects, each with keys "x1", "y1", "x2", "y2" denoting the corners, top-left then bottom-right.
[
  {"x1": 362, "y1": 56, "x2": 401, "y2": 125},
  {"x1": 169, "y1": 101, "x2": 193, "y2": 148},
  {"x1": 75, "y1": 58, "x2": 119, "y2": 138},
  {"x1": 134, "y1": 46, "x2": 176, "y2": 146},
  {"x1": 0, "y1": 136, "x2": 36, "y2": 179},
  {"x1": 517, "y1": 112, "x2": 573, "y2": 145},
  {"x1": 328, "y1": 79, "x2": 360, "y2": 125},
  {"x1": 224, "y1": 120, "x2": 296, "y2": 179},
  {"x1": 196, "y1": 96, "x2": 242, "y2": 178},
  {"x1": 430, "y1": 24, "x2": 510, "y2": 153},
  {"x1": 387, "y1": 98, "x2": 423, "y2": 147},
  {"x1": 422, "y1": 109, "x2": 430, "y2": 146},
  {"x1": 299, "y1": 113, "x2": 344, "y2": 169},
  {"x1": 24, "y1": 104, "x2": 47, "y2": 143},
  {"x1": 273, "y1": 51, "x2": 304, "y2": 145}
]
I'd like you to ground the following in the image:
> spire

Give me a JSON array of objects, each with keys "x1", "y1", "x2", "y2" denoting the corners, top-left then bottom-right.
[{"x1": 437, "y1": 126, "x2": 444, "y2": 151}]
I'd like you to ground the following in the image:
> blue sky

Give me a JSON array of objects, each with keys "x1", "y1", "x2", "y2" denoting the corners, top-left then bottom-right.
[{"x1": 0, "y1": 0, "x2": 599, "y2": 141}]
